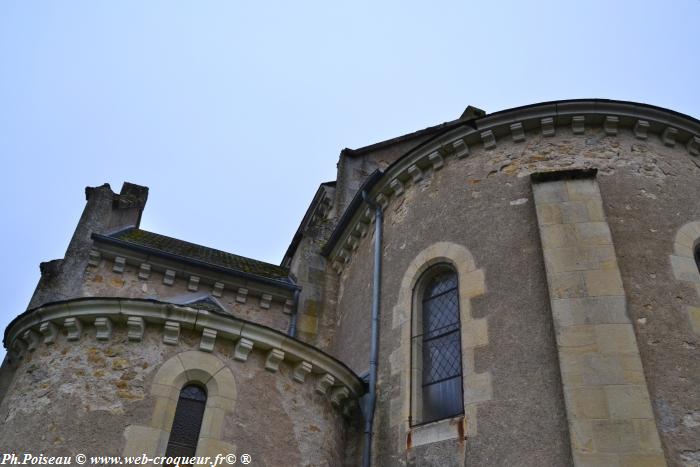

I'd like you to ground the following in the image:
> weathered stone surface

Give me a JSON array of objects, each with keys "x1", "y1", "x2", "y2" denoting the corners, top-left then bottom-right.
[
  {"x1": 9, "y1": 102, "x2": 700, "y2": 466},
  {"x1": 0, "y1": 326, "x2": 349, "y2": 467},
  {"x1": 534, "y1": 174, "x2": 666, "y2": 466}
]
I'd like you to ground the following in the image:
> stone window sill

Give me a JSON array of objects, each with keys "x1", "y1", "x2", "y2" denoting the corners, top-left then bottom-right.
[{"x1": 408, "y1": 414, "x2": 467, "y2": 448}]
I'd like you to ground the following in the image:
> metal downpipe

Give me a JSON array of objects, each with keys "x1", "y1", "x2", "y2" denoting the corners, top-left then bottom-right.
[
  {"x1": 361, "y1": 190, "x2": 382, "y2": 467},
  {"x1": 287, "y1": 288, "x2": 300, "y2": 338}
]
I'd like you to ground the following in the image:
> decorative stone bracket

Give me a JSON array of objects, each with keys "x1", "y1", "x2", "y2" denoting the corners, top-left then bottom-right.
[
  {"x1": 86, "y1": 246, "x2": 298, "y2": 315},
  {"x1": 327, "y1": 102, "x2": 700, "y2": 275},
  {"x1": 4, "y1": 297, "x2": 364, "y2": 413}
]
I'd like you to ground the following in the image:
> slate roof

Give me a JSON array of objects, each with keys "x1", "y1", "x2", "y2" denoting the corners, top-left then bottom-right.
[
  {"x1": 99, "y1": 228, "x2": 291, "y2": 283},
  {"x1": 182, "y1": 296, "x2": 227, "y2": 314}
]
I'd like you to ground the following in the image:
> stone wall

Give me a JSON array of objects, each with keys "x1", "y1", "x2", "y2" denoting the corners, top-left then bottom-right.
[
  {"x1": 287, "y1": 184, "x2": 338, "y2": 349},
  {"x1": 5, "y1": 100, "x2": 700, "y2": 467},
  {"x1": 28, "y1": 183, "x2": 148, "y2": 310},
  {"x1": 326, "y1": 115, "x2": 700, "y2": 466},
  {"x1": 334, "y1": 136, "x2": 436, "y2": 218},
  {"x1": 0, "y1": 301, "x2": 361, "y2": 467},
  {"x1": 533, "y1": 173, "x2": 665, "y2": 466},
  {"x1": 82, "y1": 259, "x2": 292, "y2": 334}
]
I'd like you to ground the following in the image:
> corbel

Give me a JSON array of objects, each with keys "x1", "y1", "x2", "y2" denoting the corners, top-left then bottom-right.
[
  {"x1": 94, "y1": 317, "x2": 113, "y2": 341},
  {"x1": 260, "y1": 293, "x2": 272, "y2": 310},
  {"x1": 510, "y1": 122, "x2": 525, "y2": 142},
  {"x1": 163, "y1": 321, "x2": 180, "y2": 345},
  {"x1": 199, "y1": 328, "x2": 217, "y2": 353},
  {"x1": 138, "y1": 263, "x2": 151, "y2": 280},
  {"x1": 265, "y1": 348, "x2": 285, "y2": 372},
  {"x1": 292, "y1": 361, "x2": 313, "y2": 383},
  {"x1": 127, "y1": 316, "x2": 145, "y2": 342},
  {"x1": 64, "y1": 317, "x2": 83, "y2": 341},
  {"x1": 112, "y1": 256, "x2": 126, "y2": 274},
  {"x1": 480, "y1": 130, "x2": 496, "y2": 149},
  {"x1": 315, "y1": 373, "x2": 335, "y2": 395},
  {"x1": 233, "y1": 338, "x2": 254, "y2": 361},
  {"x1": 541, "y1": 117, "x2": 555, "y2": 137},
  {"x1": 236, "y1": 287, "x2": 248, "y2": 304},
  {"x1": 604, "y1": 116, "x2": 619, "y2": 135}
]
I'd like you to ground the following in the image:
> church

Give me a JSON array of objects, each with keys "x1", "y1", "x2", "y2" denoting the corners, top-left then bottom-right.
[{"x1": 1, "y1": 99, "x2": 699, "y2": 466}]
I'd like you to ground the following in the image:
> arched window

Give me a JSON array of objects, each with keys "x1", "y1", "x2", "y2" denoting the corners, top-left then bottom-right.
[
  {"x1": 695, "y1": 243, "x2": 700, "y2": 273},
  {"x1": 165, "y1": 384, "x2": 207, "y2": 463},
  {"x1": 411, "y1": 265, "x2": 464, "y2": 425}
]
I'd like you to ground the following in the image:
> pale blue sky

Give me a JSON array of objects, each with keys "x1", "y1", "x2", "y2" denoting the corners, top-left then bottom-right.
[{"x1": 1, "y1": 1, "x2": 699, "y2": 360}]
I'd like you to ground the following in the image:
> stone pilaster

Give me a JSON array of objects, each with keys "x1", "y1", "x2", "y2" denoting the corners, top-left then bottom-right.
[{"x1": 532, "y1": 170, "x2": 666, "y2": 467}]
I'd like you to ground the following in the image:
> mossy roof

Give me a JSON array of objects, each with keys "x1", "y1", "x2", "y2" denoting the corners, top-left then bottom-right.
[{"x1": 111, "y1": 228, "x2": 291, "y2": 282}]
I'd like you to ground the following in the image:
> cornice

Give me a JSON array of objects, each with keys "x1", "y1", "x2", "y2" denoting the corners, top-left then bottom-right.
[
  {"x1": 92, "y1": 233, "x2": 298, "y2": 292},
  {"x1": 281, "y1": 182, "x2": 336, "y2": 267},
  {"x1": 4, "y1": 297, "x2": 364, "y2": 412},
  {"x1": 324, "y1": 100, "x2": 700, "y2": 274},
  {"x1": 88, "y1": 242, "x2": 297, "y2": 313}
]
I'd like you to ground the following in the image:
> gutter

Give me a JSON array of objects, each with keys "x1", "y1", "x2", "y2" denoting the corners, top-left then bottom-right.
[
  {"x1": 287, "y1": 288, "x2": 300, "y2": 338},
  {"x1": 360, "y1": 190, "x2": 383, "y2": 467},
  {"x1": 91, "y1": 233, "x2": 300, "y2": 292}
]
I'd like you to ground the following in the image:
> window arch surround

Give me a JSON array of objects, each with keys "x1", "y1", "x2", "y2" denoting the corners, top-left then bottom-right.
[
  {"x1": 122, "y1": 351, "x2": 236, "y2": 458},
  {"x1": 670, "y1": 221, "x2": 700, "y2": 336},
  {"x1": 389, "y1": 241, "x2": 491, "y2": 453},
  {"x1": 411, "y1": 264, "x2": 464, "y2": 426}
]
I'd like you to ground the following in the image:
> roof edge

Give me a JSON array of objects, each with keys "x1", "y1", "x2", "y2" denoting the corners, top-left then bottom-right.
[
  {"x1": 322, "y1": 98, "x2": 700, "y2": 263},
  {"x1": 281, "y1": 182, "x2": 335, "y2": 267},
  {"x1": 92, "y1": 233, "x2": 299, "y2": 291},
  {"x1": 3, "y1": 296, "x2": 365, "y2": 394}
]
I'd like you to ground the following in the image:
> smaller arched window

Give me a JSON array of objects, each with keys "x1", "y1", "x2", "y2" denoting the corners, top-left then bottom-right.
[
  {"x1": 165, "y1": 384, "x2": 207, "y2": 464},
  {"x1": 695, "y1": 243, "x2": 700, "y2": 273},
  {"x1": 411, "y1": 265, "x2": 464, "y2": 425}
]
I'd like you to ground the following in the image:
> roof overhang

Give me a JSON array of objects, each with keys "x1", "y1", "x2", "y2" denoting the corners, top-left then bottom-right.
[{"x1": 321, "y1": 99, "x2": 700, "y2": 273}]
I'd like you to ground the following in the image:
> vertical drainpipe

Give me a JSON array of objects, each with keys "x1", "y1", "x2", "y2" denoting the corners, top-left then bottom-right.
[
  {"x1": 361, "y1": 190, "x2": 383, "y2": 467},
  {"x1": 288, "y1": 288, "x2": 300, "y2": 338}
]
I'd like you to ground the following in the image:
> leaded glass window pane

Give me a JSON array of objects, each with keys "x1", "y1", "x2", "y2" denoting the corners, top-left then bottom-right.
[
  {"x1": 419, "y1": 269, "x2": 463, "y2": 424},
  {"x1": 422, "y1": 375, "x2": 463, "y2": 423},
  {"x1": 165, "y1": 384, "x2": 207, "y2": 466}
]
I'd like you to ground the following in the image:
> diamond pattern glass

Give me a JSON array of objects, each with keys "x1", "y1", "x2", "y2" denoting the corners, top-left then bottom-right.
[
  {"x1": 425, "y1": 272, "x2": 458, "y2": 299},
  {"x1": 415, "y1": 269, "x2": 463, "y2": 424},
  {"x1": 422, "y1": 330, "x2": 461, "y2": 384},
  {"x1": 165, "y1": 384, "x2": 207, "y2": 465},
  {"x1": 422, "y1": 289, "x2": 460, "y2": 340}
]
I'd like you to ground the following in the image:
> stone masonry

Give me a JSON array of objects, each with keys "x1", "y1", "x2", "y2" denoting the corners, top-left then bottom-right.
[
  {"x1": 533, "y1": 171, "x2": 666, "y2": 467},
  {"x1": 2, "y1": 99, "x2": 700, "y2": 466}
]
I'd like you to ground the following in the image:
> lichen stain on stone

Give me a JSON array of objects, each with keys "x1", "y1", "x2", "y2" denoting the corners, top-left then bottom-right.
[
  {"x1": 112, "y1": 358, "x2": 129, "y2": 370},
  {"x1": 87, "y1": 347, "x2": 106, "y2": 367},
  {"x1": 117, "y1": 389, "x2": 142, "y2": 401},
  {"x1": 113, "y1": 380, "x2": 128, "y2": 389},
  {"x1": 391, "y1": 184, "x2": 418, "y2": 226},
  {"x1": 275, "y1": 375, "x2": 339, "y2": 466},
  {"x1": 104, "y1": 345, "x2": 122, "y2": 357},
  {"x1": 501, "y1": 163, "x2": 518, "y2": 176}
]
